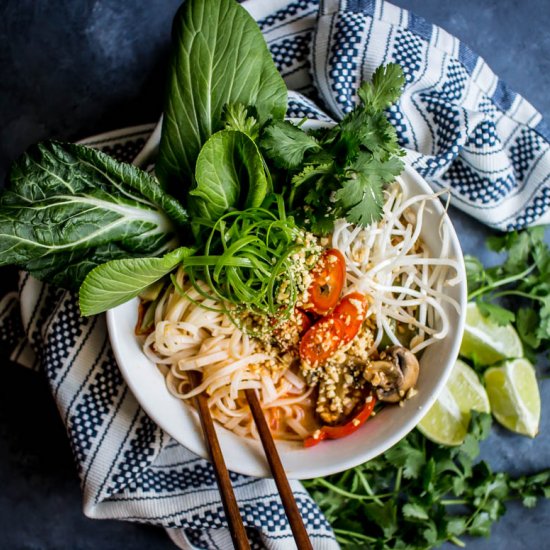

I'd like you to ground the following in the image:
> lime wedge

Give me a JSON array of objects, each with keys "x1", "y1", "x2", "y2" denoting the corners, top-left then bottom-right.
[
  {"x1": 460, "y1": 302, "x2": 523, "y2": 366},
  {"x1": 418, "y1": 359, "x2": 490, "y2": 446},
  {"x1": 484, "y1": 358, "x2": 540, "y2": 437}
]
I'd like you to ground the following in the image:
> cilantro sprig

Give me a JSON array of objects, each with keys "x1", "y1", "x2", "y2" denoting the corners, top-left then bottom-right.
[
  {"x1": 465, "y1": 226, "x2": 550, "y2": 360},
  {"x1": 260, "y1": 64, "x2": 406, "y2": 233},
  {"x1": 304, "y1": 413, "x2": 550, "y2": 549}
]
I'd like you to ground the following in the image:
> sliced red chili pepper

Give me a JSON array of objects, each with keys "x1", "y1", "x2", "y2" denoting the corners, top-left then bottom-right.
[
  {"x1": 303, "y1": 248, "x2": 346, "y2": 315},
  {"x1": 299, "y1": 292, "x2": 369, "y2": 367},
  {"x1": 332, "y1": 292, "x2": 369, "y2": 342},
  {"x1": 304, "y1": 395, "x2": 377, "y2": 447}
]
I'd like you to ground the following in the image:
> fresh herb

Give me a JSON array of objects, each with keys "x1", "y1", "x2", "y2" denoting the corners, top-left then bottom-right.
[
  {"x1": 465, "y1": 226, "x2": 550, "y2": 359},
  {"x1": 260, "y1": 64, "x2": 406, "y2": 233},
  {"x1": 222, "y1": 103, "x2": 261, "y2": 141},
  {"x1": 260, "y1": 120, "x2": 322, "y2": 169},
  {"x1": 0, "y1": 141, "x2": 188, "y2": 289},
  {"x1": 305, "y1": 413, "x2": 550, "y2": 549},
  {"x1": 156, "y1": 0, "x2": 287, "y2": 196}
]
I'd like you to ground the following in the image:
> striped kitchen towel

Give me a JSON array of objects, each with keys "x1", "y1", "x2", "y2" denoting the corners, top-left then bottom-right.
[
  {"x1": 2, "y1": 1, "x2": 550, "y2": 549},
  {"x1": 250, "y1": 0, "x2": 550, "y2": 231}
]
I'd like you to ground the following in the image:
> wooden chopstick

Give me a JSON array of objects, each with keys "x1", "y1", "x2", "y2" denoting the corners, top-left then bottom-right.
[
  {"x1": 244, "y1": 388, "x2": 314, "y2": 550},
  {"x1": 189, "y1": 372, "x2": 250, "y2": 550}
]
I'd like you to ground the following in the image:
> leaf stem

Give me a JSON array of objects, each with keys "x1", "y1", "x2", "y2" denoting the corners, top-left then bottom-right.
[
  {"x1": 468, "y1": 264, "x2": 536, "y2": 300},
  {"x1": 491, "y1": 290, "x2": 545, "y2": 303},
  {"x1": 394, "y1": 467, "x2": 403, "y2": 494},
  {"x1": 315, "y1": 478, "x2": 393, "y2": 500},
  {"x1": 333, "y1": 528, "x2": 378, "y2": 542},
  {"x1": 356, "y1": 469, "x2": 384, "y2": 505}
]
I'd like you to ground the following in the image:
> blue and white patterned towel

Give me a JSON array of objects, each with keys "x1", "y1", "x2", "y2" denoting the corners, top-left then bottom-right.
[
  {"x1": 3, "y1": 1, "x2": 550, "y2": 549},
  {"x1": 250, "y1": 0, "x2": 550, "y2": 231}
]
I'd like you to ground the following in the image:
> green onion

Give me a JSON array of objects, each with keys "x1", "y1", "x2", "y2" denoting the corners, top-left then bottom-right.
[{"x1": 183, "y1": 200, "x2": 309, "y2": 320}]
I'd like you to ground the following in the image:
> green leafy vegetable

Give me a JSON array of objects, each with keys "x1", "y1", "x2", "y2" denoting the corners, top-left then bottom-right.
[
  {"x1": 79, "y1": 247, "x2": 194, "y2": 316},
  {"x1": 260, "y1": 64, "x2": 405, "y2": 233},
  {"x1": 260, "y1": 120, "x2": 321, "y2": 169},
  {"x1": 156, "y1": 0, "x2": 287, "y2": 195},
  {"x1": 305, "y1": 413, "x2": 550, "y2": 549},
  {"x1": 0, "y1": 141, "x2": 188, "y2": 289},
  {"x1": 190, "y1": 130, "x2": 268, "y2": 221},
  {"x1": 23, "y1": 243, "x2": 144, "y2": 290},
  {"x1": 465, "y1": 226, "x2": 550, "y2": 357}
]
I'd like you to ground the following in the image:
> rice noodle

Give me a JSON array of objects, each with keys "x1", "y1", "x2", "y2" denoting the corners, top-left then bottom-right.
[{"x1": 143, "y1": 273, "x2": 315, "y2": 441}]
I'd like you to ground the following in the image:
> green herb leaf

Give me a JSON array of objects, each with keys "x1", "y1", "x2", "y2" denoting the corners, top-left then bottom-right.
[
  {"x1": 357, "y1": 63, "x2": 406, "y2": 113},
  {"x1": 364, "y1": 501, "x2": 398, "y2": 538},
  {"x1": 384, "y1": 437, "x2": 425, "y2": 479},
  {"x1": 260, "y1": 120, "x2": 322, "y2": 169},
  {"x1": 402, "y1": 502, "x2": 429, "y2": 521},
  {"x1": 157, "y1": 0, "x2": 287, "y2": 195},
  {"x1": 222, "y1": 103, "x2": 260, "y2": 141},
  {"x1": 335, "y1": 153, "x2": 403, "y2": 225},
  {"x1": 79, "y1": 246, "x2": 194, "y2": 316},
  {"x1": 477, "y1": 300, "x2": 515, "y2": 325},
  {"x1": 464, "y1": 255, "x2": 487, "y2": 293},
  {"x1": 191, "y1": 130, "x2": 268, "y2": 221},
  {"x1": 0, "y1": 141, "x2": 187, "y2": 289}
]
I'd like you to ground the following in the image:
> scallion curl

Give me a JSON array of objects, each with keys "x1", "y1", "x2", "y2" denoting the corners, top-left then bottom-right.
[{"x1": 183, "y1": 203, "x2": 308, "y2": 319}]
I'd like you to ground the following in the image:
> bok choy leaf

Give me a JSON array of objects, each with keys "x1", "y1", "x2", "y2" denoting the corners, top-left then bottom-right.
[
  {"x1": 190, "y1": 130, "x2": 269, "y2": 221},
  {"x1": 79, "y1": 246, "x2": 194, "y2": 316},
  {"x1": 156, "y1": 0, "x2": 287, "y2": 196},
  {"x1": 0, "y1": 141, "x2": 188, "y2": 289}
]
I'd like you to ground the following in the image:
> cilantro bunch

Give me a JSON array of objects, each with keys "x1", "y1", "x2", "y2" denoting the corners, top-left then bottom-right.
[
  {"x1": 259, "y1": 64, "x2": 406, "y2": 233},
  {"x1": 465, "y1": 226, "x2": 550, "y2": 361},
  {"x1": 305, "y1": 413, "x2": 550, "y2": 549}
]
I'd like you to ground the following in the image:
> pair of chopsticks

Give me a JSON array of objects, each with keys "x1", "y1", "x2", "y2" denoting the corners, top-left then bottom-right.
[{"x1": 189, "y1": 372, "x2": 313, "y2": 550}]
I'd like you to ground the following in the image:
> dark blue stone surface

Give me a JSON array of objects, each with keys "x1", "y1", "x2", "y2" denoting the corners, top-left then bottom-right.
[{"x1": 0, "y1": 1, "x2": 548, "y2": 548}]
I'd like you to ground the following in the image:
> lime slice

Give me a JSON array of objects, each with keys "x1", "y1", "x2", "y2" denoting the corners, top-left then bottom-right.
[
  {"x1": 418, "y1": 359, "x2": 490, "y2": 446},
  {"x1": 484, "y1": 358, "x2": 540, "y2": 437},
  {"x1": 460, "y1": 302, "x2": 523, "y2": 366}
]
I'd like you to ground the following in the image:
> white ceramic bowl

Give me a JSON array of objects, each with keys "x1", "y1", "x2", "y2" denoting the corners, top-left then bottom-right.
[{"x1": 107, "y1": 122, "x2": 467, "y2": 480}]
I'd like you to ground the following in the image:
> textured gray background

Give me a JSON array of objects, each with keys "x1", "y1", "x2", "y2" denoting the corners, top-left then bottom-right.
[{"x1": 0, "y1": 1, "x2": 549, "y2": 548}]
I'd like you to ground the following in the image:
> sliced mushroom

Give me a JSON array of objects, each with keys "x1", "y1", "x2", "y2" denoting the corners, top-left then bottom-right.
[{"x1": 365, "y1": 346, "x2": 419, "y2": 403}]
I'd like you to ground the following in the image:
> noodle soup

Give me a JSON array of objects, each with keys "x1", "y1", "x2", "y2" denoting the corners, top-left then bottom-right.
[
  {"x1": 138, "y1": 178, "x2": 460, "y2": 446},
  {"x1": 107, "y1": 164, "x2": 466, "y2": 478}
]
